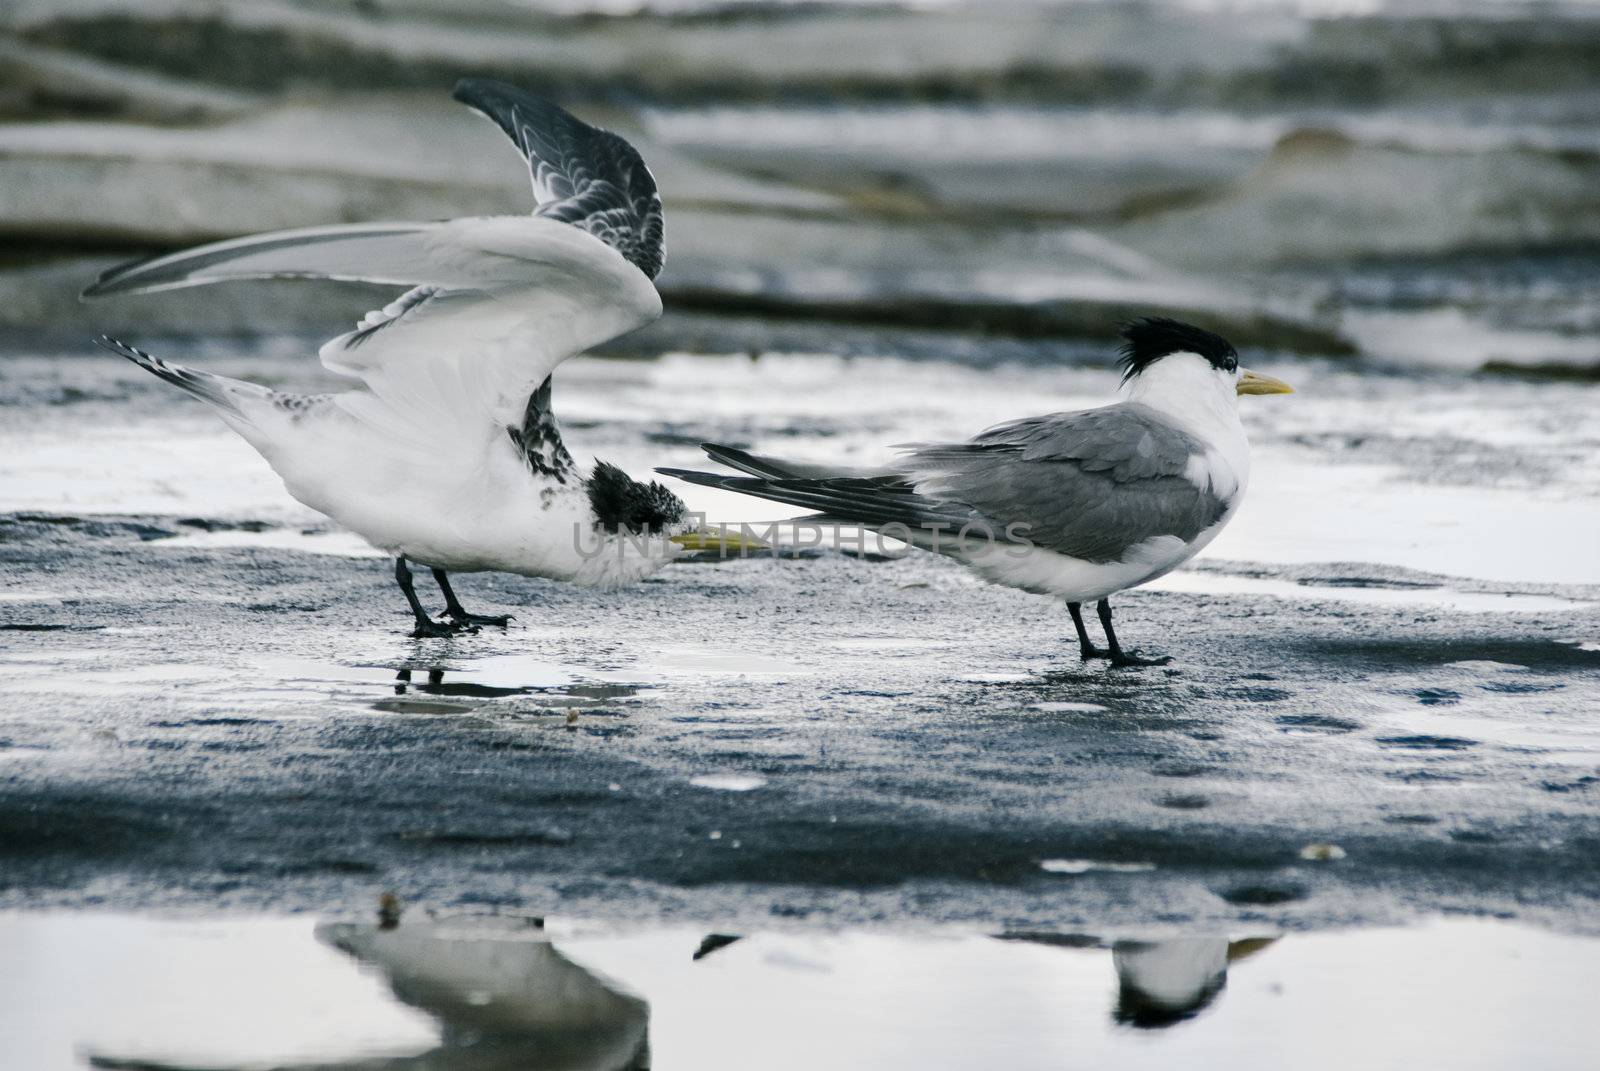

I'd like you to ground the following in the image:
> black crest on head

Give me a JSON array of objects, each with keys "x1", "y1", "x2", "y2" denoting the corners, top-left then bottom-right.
[
  {"x1": 1118, "y1": 317, "x2": 1238, "y2": 383},
  {"x1": 587, "y1": 461, "x2": 688, "y2": 535}
]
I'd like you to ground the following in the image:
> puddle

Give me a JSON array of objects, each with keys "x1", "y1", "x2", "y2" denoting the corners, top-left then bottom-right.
[
  {"x1": 1149, "y1": 571, "x2": 1590, "y2": 613},
  {"x1": 158, "y1": 527, "x2": 383, "y2": 558},
  {"x1": 825, "y1": 636, "x2": 954, "y2": 652},
  {"x1": 1202, "y1": 456, "x2": 1600, "y2": 588},
  {"x1": 1040, "y1": 858, "x2": 1157, "y2": 874},
  {"x1": 957, "y1": 671, "x2": 1036, "y2": 684},
  {"x1": 2, "y1": 913, "x2": 1596, "y2": 1071},
  {"x1": 253, "y1": 656, "x2": 643, "y2": 706},
  {"x1": 0, "y1": 652, "x2": 643, "y2": 714},
  {"x1": 1383, "y1": 708, "x2": 1600, "y2": 767},
  {"x1": 0, "y1": 659, "x2": 235, "y2": 696},
  {"x1": 391, "y1": 658, "x2": 576, "y2": 697},
  {"x1": 363, "y1": 656, "x2": 645, "y2": 713},
  {"x1": 689, "y1": 773, "x2": 769, "y2": 792},
  {"x1": 645, "y1": 644, "x2": 809, "y2": 678},
  {"x1": 1029, "y1": 701, "x2": 1110, "y2": 713}
]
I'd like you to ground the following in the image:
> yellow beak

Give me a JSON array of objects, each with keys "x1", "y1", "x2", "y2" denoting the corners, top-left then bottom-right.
[
  {"x1": 667, "y1": 525, "x2": 769, "y2": 553},
  {"x1": 1237, "y1": 369, "x2": 1295, "y2": 396}
]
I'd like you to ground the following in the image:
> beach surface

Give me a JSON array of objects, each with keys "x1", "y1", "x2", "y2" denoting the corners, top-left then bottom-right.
[{"x1": 4, "y1": 344, "x2": 1598, "y2": 936}]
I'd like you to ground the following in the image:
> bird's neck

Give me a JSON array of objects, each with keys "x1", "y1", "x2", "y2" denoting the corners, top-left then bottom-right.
[{"x1": 1121, "y1": 360, "x2": 1242, "y2": 443}]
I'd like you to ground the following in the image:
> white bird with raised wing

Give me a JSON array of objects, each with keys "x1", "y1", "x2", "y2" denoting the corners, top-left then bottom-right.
[{"x1": 86, "y1": 79, "x2": 750, "y2": 637}]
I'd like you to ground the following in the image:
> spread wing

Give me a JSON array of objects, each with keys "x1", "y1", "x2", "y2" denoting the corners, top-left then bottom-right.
[
  {"x1": 82, "y1": 223, "x2": 440, "y2": 297},
  {"x1": 83, "y1": 81, "x2": 666, "y2": 455},
  {"x1": 662, "y1": 404, "x2": 1229, "y2": 563},
  {"x1": 82, "y1": 217, "x2": 661, "y2": 438},
  {"x1": 453, "y1": 77, "x2": 665, "y2": 280}
]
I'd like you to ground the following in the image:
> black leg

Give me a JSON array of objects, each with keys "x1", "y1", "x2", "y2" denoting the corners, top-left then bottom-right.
[
  {"x1": 1097, "y1": 598, "x2": 1171, "y2": 667},
  {"x1": 432, "y1": 568, "x2": 512, "y2": 628},
  {"x1": 1067, "y1": 602, "x2": 1110, "y2": 661},
  {"x1": 396, "y1": 557, "x2": 455, "y2": 638}
]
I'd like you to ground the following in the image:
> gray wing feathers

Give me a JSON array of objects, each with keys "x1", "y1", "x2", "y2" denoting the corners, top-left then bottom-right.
[
  {"x1": 908, "y1": 404, "x2": 1227, "y2": 562},
  {"x1": 81, "y1": 223, "x2": 433, "y2": 298},
  {"x1": 911, "y1": 403, "x2": 1199, "y2": 480},
  {"x1": 920, "y1": 452, "x2": 1225, "y2": 562},
  {"x1": 453, "y1": 78, "x2": 665, "y2": 279}
]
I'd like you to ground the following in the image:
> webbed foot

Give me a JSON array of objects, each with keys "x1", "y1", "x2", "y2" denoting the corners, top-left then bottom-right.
[
  {"x1": 1108, "y1": 650, "x2": 1172, "y2": 668},
  {"x1": 409, "y1": 616, "x2": 469, "y2": 639},
  {"x1": 445, "y1": 610, "x2": 512, "y2": 629}
]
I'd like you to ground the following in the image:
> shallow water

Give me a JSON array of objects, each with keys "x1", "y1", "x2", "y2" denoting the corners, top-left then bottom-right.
[
  {"x1": 3, "y1": 912, "x2": 1596, "y2": 1071},
  {"x1": 5, "y1": 350, "x2": 1599, "y2": 588}
]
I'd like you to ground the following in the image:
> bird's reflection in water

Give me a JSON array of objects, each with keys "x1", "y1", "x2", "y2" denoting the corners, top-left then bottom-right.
[
  {"x1": 391, "y1": 667, "x2": 640, "y2": 702},
  {"x1": 326, "y1": 921, "x2": 1271, "y2": 1055},
  {"x1": 82, "y1": 919, "x2": 1280, "y2": 1070},
  {"x1": 314, "y1": 915, "x2": 650, "y2": 1071},
  {"x1": 392, "y1": 667, "x2": 524, "y2": 700},
  {"x1": 1001, "y1": 931, "x2": 1277, "y2": 1029},
  {"x1": 695, "y1": 929, "x2": 1276, "y2": 1033},
  {"x1": 692, "y1": 933, "x2": 743, "y2": 961},
  {"x1": 1112, "y1": 936, "x2": 1278, "y2": 1028}
]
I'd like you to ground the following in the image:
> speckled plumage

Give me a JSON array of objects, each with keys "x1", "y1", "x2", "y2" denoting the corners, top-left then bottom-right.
[{"x1": 87, "y1": 81, "x2": 691, "y2": 632}]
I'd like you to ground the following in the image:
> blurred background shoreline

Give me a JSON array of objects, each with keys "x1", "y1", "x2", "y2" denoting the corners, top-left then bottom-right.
[{"x1": 3, "y1": 0, "x2": 1599, "y2": 375}]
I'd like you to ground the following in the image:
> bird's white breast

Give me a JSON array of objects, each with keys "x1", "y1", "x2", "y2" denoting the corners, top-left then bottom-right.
[
  {"x1": 964, "y1": 535, "x2": 1197, "y2": 603},
  {"x1": 251, "y1": 398, "x2": 680, "y2": 587}
]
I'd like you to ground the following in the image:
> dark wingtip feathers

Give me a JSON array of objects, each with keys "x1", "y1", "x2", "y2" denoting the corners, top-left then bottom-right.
[
  {"x1": 93, "y1": 334, "x2": 149, "y2": 362},
  {"x1": 698, "y1": 443, "x2": 789, "y2": 479},
  {"x1": 80, "y1": 257, "x2": 149, "y2": 300},
  {"x1": 450, "y1": 77, "x2": 558, "y2": 136},
  {"x1": 655, "y1": 467, "x2": 733, "y2": 489},
  {"x1": 94, "y1": 333, "x2": 177, "y2": 384},
  {"x1": 450, "y1": 77, "x2": 507, "y2": 115},
  {"x1": 94, "y1": 335, "x2": 236, "y2": 411},
  {"x1": 1118, "y1": 317, "x2": 1239, "y2": 382}
]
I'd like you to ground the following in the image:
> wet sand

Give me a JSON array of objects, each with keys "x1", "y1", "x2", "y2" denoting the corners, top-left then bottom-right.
[
  {"x1": 3, "y1": 345, "x2": 1598, "y2": 937},
  {"x1": 3, "y1": 519, "x2": 1599, "y2": 933}
]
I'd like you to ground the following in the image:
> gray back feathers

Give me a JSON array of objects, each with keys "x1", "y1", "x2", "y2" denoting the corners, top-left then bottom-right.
[
  {"x1": 662, "y1": 403, "x2": 1230, "y2": 565},
  {"x1": 906, "y1": 404, "x2": 1228, "y2": 562}
]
